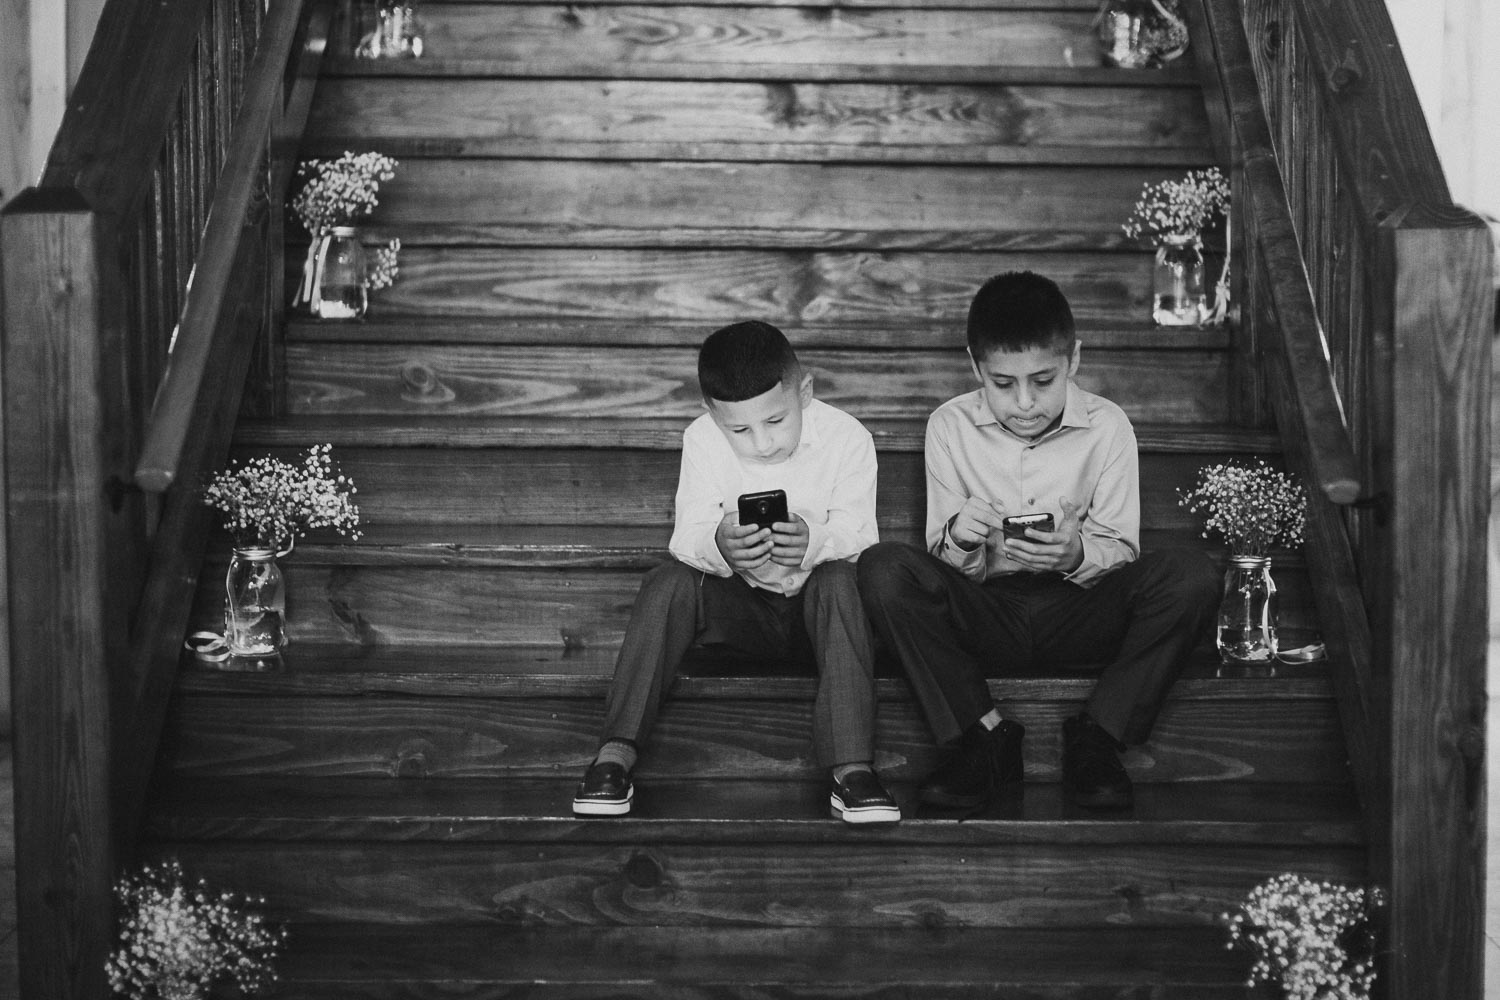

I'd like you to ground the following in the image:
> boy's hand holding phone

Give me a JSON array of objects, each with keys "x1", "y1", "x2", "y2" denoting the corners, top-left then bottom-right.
[
  {"x1": 717, "y1": 514, "x2": 773, "y2": 571},
  {"x1": 1003, "y1": 497, "x2": 1084, "y2": 573},
  {"x1": 768, "y1": 515, "x2": 809, "y2": 566},
  {"x1": 949, "y1": 496, "x2": 1009, "y2": 550}
]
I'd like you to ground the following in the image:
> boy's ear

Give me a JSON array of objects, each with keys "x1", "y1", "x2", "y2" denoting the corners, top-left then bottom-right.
[
  {"x1": 1067, "y1": 340, "x2": 1081, "y2": 378},
  {"x1": 796, "y1": 371, "x2": 814, "y2": 408},
  {"x1": 967, "y1": 347, "x2": 982, "y2": 384}
]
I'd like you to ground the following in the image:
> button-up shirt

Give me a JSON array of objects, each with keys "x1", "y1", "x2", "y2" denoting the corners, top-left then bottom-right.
[
  {"x1": 670, "y1": 398, "x2": 879, "y2": 596},
  {"x1": 926, "y1": 382, "x2": 1139, "y2": 587}
]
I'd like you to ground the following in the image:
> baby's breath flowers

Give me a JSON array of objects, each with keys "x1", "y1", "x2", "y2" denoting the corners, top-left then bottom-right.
[
  {"x1": 205, "y1": 444, "x2": 362, "y2": 551},
  {"x1": 366, "y1": 237, "x2": 401, "y2": 291},
  {"x1": 1223, "y1": 874, "x2": 1383, "y2": 1000},
  {"x1": 106, "y1": 859, "x2": 286, "y2": 1000},
  {"x1": 291, "y1": 151, "x2": 398, "y2": 236},
  {"x1": 1123, "y1": 166, "x2": 1230, "y2": 244},
  {"x1": 1179, "y1": 460, "x2": 1306, "y2": 556}
]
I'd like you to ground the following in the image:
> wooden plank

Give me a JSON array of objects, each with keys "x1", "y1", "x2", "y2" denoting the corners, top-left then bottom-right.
[
  {"x1": 1386, "y1": 223, "x2": 1490, "y2": 1000},
  {"x1": 234, "y1": 415, "x2": 1279, "y2": 453},
  {"x1": 166, "y1": 924, "x2": 1251, "y2": 997},
  {"x1": 334, "y1": 248, "x2": 1159, "y2": 326},
  {"x1": 146, "y1": 776, "x2": 1360, "y2": 845},
  {"x1": 353, "y1": 161, "x2": 1189, "y2": 250},
  {"x1": 211, "y1": 448, "x2": 1232, "y2": 529},
  {"x1": 286, "y1": 316, "x2": 1233, "y2": 350},
  {"x1": 173, "y1": 641, "x2": 1329, "y2": 700},
  {"x1": 0, "y1": 195, "x2": 115, "y2": 1000},
  {"x1": 150, "y1": 838, "x2": 1364, "y2": 927},
  {"x1": 345, "y1": 5, "x2": 1103, "y2": 74},
  {"x1": 304, "y1": 78, "x2": 1214, "y2": 162},
  {"x1": 158, "y1": 693, "x2": 1349, "y2": 784},
  {"x1": 284, "y1": 345, "x2": 1232, "y2": 423}
]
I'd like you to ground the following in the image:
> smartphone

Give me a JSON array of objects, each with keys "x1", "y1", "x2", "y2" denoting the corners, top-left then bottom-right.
[
  {"x1": 1002, "y1": 512, "x2": 1054, "y2": 540},
  {"x1": 737, "y1": 489, "x2": 789, "y2": 530}
]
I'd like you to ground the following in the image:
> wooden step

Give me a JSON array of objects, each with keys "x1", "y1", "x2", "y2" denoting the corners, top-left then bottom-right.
[
  {"x1": 142, "y1": 779, "x2": 1362, "y2": 927},
  {"x1": 212, "y1": 449, "x2": 1260, "y2": 529},
  {"x1": 284, "y1": 317, "x2": 1233, "y2": 349},
  {"x1": 145, "y1": 776, "x2": 1361, "y2": 845},
  {"x1": 235, "y1": 415, "x2": 1277, "y2": 453},
  {"x1": 338, "y1": 161, "x2": 1194, "y2": 250},
  {"x1": 320, "y1": 5, "x2": 1195, "y2": 81},
  {"x1": 190, "y1": 924, "x2": 1261, "y2": 999},
  {"x1": 159, "y1": 654, "x2": 1346, "y2": 783},
  {"x1": 207, "y1": 923, "x2": 1268, "y2": 999},
  {"x1": 333, "y1": 247, "x2": 1160, "y2": 325},
  {"x1": 304, "y1": 78, "x2": 1214, "y2": 164},
  {"x1": 282, "y1": 343, "x2": 1230, "y2": 423}
]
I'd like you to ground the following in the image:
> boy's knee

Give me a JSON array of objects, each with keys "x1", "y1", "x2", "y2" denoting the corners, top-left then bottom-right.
[
  {"x1": 637, "y1": 559, "x2": 700, "y2": 609},
  {"x1": 856, "y1": 541, "x2": 925, "y2": 606},
  {"x1": 1145, "y1": 549, "x2": 1220, "y2": 611},
  {"x1": 805, "y1": 559, "x2": 859, "y2": 607}
]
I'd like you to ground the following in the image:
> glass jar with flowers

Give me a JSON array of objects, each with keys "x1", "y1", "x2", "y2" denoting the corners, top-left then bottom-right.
[
  {"x1": 1178, "y1": 460, "x2": 1306, "y2": 665},
  {"x1": 1094, "y1": 0, "x2": 1189, "y2": 69},
  {"x1": 203, "y1": 444, "x2": 361, "y2": 658},
  {"x1": 105, "y1": 859, "x2": 287, "y2": 1000},
  {"x1": 1123, "y1": 166, "x2": 1231, "y2": 327},
  {"x1": 290, "y1": 151, "x2": 402, "y2": 320},
  {"x1": 1223, "y1": 873, "x2": 1382, "y2": 1000}
]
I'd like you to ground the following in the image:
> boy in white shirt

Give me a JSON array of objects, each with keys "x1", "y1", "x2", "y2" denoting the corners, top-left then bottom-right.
[{"x1": 573, "y1": 320, "x2": 899, "y2": 824}]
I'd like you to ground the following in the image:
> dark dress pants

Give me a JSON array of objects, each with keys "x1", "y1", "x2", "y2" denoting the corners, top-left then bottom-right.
[
  {"x1": 856, "y1": 541, "x2": 1219, "y2": 746},
  {"x1": 601, "y1": 558, "x2": 877, "y2": 767}
]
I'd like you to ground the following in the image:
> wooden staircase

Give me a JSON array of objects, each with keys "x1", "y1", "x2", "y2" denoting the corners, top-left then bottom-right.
[{"x1": 136, "y1": 0, "x2": 1367, "y2": 994}]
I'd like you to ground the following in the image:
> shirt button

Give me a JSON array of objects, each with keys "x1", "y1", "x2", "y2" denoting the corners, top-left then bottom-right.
[{"x1": 1028, "y1": 498, "x2": 1036, "y2": 506}]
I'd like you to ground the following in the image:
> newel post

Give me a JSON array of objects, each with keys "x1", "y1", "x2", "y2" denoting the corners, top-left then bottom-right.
[
  {"x1": 1383, "y1": 216, "x2": 1491, "y2": 998},
  {"x1": 1, "y1": 188, "x2": 117, "y2": 1000}
]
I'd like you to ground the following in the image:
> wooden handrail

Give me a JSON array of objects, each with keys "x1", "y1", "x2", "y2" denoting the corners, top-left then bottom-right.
[
  {"x1": 1189, "y1": 1, "x2": 1360, "y2": 505},
  {"x1": 134, "y1": 0, "x2": 314, "y2": 492}
]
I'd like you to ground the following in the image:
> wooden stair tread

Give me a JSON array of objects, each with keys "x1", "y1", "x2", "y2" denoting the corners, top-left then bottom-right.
[
  {"x1": 177, "y1": 641, "x2": 1332, "y2": 700},
  {"x1": 236, "y1": 415, "x2": 1278, "y2": 453},
  {"x1": 145, "y1": 776, "x2": 1360, "y2": 845},
  {"x1": 268, "y1": 924, "x2": 1250, "y2": 992},
  {"x1": 284, "y1": 317, "x2": 1232, "y2": 349}
]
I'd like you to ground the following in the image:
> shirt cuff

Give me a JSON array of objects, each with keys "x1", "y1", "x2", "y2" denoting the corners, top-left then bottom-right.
[{"x1": 939, "y1": 517, "x2": 989, "y2": 578}]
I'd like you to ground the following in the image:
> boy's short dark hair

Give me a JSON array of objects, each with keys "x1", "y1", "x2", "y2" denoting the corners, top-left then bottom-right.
[
  {"x1": 966, "y1": 271, "x2": 1076, "y2": 360},
  {"x1": 698, "y1": 320, "x2": 803, "y2": 403}
]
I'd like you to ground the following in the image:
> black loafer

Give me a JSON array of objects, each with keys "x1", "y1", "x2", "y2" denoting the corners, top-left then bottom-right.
[
  {"x1": 1062, "y1": 713, "x2": 1133, "y2": 809},
  {"x1": 919, "y1": 719, "x2": 1025, "y2": 808},
  {"x1": 572, "y1": 761, "x2": 634, "y2": 816},
  {"x1": 829, "y1": 769, "x2": 901, "y2": 825}
]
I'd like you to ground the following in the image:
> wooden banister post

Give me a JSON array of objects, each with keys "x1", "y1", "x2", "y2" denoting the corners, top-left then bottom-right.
[
  {"x1": 1, "y1": 190, "x2": 117, "y2": 1000},
  {"x1": 1384, "y1": 217, "x2": 1490, "y2": 998}
]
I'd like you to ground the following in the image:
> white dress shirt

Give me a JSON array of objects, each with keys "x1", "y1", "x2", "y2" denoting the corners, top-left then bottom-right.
[
  {"x1": 669, "y1": 398, "x2": 880, "y2": 596},
  {"x1": 925, "y1": 382, "x2": 1140, "y2": 588}
]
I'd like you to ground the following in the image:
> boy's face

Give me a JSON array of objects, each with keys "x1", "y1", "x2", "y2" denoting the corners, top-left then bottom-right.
[
  {"x1": 969, "y1": 341, "x2": 1079, "y2": 441},
  {"x1": 705, "y1": 373, "x2": 814, "y2": 465}
]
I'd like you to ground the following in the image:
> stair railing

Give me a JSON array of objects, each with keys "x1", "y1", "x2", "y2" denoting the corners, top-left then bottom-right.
[
  {"x1": 0, "y1": 0, "x2": 327, "y2": 996},
  {"x1": 1190, "y1": 1, "x2": 1491, "y2": 996}
]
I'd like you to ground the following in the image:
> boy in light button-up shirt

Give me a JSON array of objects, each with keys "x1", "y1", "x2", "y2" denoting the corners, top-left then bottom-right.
[
  {"x1": 573, "y1": 321, "x2": 900, "y2": 825},
  {"x1": 858, "y1": 271, "x2": 1219, "y2": 812}
]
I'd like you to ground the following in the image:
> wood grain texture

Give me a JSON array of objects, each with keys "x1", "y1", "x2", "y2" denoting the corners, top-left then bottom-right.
[
  {"x1": 158, "y1": 693, "x2": 1349, "y2": 784},
  {"x1": 349, "y1": 4, "x2": 1101, "y2": 74},
  {"x1": 145, "y1": 776, "x2": 1362, "y2": 845},
  {"x1": 337, "y1": 247, "x2": 1158, "y2": 325},
  {"x1": 158, "y1": 923, "x2": 1253, "y2": 997},
  {"x1": 1386, "y1": 224, "x2": 1491, "y2": 1000},
  {"x1": 151, "y1": 837, "x2": 1363, "y2": 927},
  {"x1": 351, "y1": 160, "x2": 1184, "y2": 250},
  {"x1": 211, "y1": 447, "x2": 1231, "y2": 530},
  {"x1": 284, "y1": 345, "x2": 1230, "y2": 423},
  {"x1": 0, "y1": 199, "x2": 116, "y2": 1000},
  {"x1": 304, "y1": 78, "x2": 1213, "y2": 161}
]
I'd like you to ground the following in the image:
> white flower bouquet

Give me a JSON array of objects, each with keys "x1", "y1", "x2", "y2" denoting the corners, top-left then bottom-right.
[
  {"x1": 1122, "y1": 166, "x2": 1230, "y2": 244},
  {"x1": 204, "y1": 444, "x2": 362, "y2": 552},
  {"x1": 291, "y1": 151, "x2": 401, "y2": 308},
  {"x1": 1178, "y1": 460, "x2": 1306, "y2": 556},
  {"x1": 105, "y1": 859, "x2": 287, "y2": 1000},
  {"x1": 1224, "y1": 873, "x2": 1383, "y2": 1000}
]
